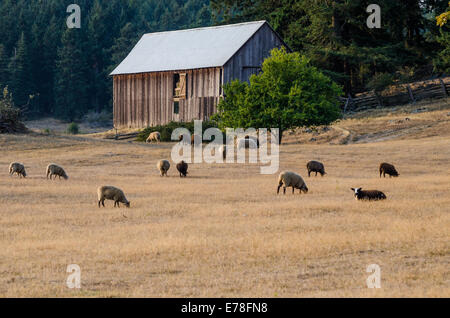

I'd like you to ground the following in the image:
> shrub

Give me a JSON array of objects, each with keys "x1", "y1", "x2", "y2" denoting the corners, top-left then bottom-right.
[
  {"x1": 137, "y1": 120, "x2": 218, "y2": 142},
  {"x1": 66, "y1": 122, "x2": 79, "y2": 135},
  {"x1": 366, "y1": 73, "x2": 395, "y2": 92}
]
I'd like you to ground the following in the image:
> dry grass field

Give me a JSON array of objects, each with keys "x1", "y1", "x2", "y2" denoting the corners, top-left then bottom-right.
[{"x1": 1, "y1": 99, "x2": 449, "y2": 297}]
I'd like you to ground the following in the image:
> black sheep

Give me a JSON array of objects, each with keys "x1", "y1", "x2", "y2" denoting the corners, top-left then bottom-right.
[
  {"x1": 351, "y1": 188, "x2": 386, "y2": 201},
  {"x1": 306, "y1": 160, "x2": 326, "y2": 177},
  {"x1": 176, "y1": 160, "x2": 188, "y2": 177},
  {"x1": 379, "y1": 162, "x2": 399, "y2": 178}
]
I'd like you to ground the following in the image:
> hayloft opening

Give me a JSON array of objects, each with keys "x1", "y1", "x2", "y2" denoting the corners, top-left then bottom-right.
[{"x1": 173, "y1": 73, "x2": 187, "y2": 100}]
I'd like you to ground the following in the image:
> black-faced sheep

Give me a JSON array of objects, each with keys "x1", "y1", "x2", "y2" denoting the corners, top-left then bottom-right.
[
  {"x1": 379, "y1": 162, "x2": 399, "y2": 178},
  {"x1": 176, "y1": 160, "x2": 188, "y2": 177},
  {"x1": 146, "y1": 131, "x2": 161, "y2": 143},
  {"x1": 307, "y1": 160, "x2": 326, "y2": 177},
  {"x1": 277, "y1": 171, "x2": 308, "y2": 195},
  {"x1": 157, "y1": 159, "x2": 170, "y2": 176},
  {"x1": 351, "y1": 188, "x2": 386, "y2": 201},
  {"x1": 46, "y1": 164, "x2": 68, "y2": 180},
  {"x1": 97, "y1": 186, "x2": 130, "y2": 208},
  {"x1": 9, "y1": 162, "x2": 26, "y2": 178}
]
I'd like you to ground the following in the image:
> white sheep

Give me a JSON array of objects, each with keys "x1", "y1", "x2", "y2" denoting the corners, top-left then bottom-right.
[
  {"x1": 146, "y1": 131, "x2": 161, "y2": 143},
  {"x1": 97, "y1": 186, "x2": 130, "y2": 208},
  {"x1": 46, "y1": 164, "x2": 69, "y2": 180},
  {"x1": 9, "y1": 162, "x2": 27, "y2": 178},
  {"x1": 277, "y1": 171, "x2": 308, "y2": 195},
  {"x1": 157, "y1": 159, "x2": 170, "y2": 176}
]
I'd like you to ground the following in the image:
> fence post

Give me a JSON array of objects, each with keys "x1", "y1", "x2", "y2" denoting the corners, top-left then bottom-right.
[
  {"x1": 439, "y1": 78, "x2": 448, "y2": 97},
  {"x1": 407, "y1": 85, "x2": 416, "y2": 104},
  {"x1": 343, "y1": 93, "x2": 352, "y2": 113}
]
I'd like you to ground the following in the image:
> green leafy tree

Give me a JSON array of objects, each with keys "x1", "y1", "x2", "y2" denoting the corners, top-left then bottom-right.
[{"x1": 213, "y1": 48, "x2": 342, "y2": 143}]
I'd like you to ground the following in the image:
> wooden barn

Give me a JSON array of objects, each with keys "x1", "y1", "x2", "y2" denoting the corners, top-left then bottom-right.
[{"x1": 110, "y1": 21, "x2": 288, "y2": 128}]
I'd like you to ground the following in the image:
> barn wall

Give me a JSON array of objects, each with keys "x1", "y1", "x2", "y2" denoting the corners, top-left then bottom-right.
[
  {"x1": 113, "y1": 67, "x2": 222, "y2": 128},
  {"x1": 223, "y1": 23, "x2": 285, "y2": 84}
]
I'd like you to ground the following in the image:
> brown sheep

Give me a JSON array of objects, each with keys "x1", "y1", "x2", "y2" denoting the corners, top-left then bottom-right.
[
  {"x1": 97, "y1": 186, "x2": 130, "y2": 208},
  {"x1": 351, "y1": 188, "x2": 386, "y2": 201},
  {"x1": 306, "y1": 160, "x2": 326, "y2": 177},
  {"x1": 146, "y1": 131, "x2": 161, "y2": 143},
  {"x1": 379, "y1": 162, "x2": 399, "y2": 178},
  {"x1": 157, "y1": 160, "x2": 170, "y2": 176},
  {"x1": 9, "y1": 162, "x2": 27, "y2": 178},
  {"x1": 176, "y1": 160, "x2": 188, "y2": 177},
  {"x1": 46, "y1": 164, "x2": 68, "y2": 180},
  {"x1": 277, "y1": 171, "x2": 308, "y2": 195}
]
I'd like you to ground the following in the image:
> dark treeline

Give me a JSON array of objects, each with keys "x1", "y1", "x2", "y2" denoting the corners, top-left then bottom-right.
[
  {"x1": 0, "y1": 0, "x2": 213, "y2": 121},
  {"x1": 0, "y1": 0, "x2": 448, "y2": 121},
  {"x1": 211, "y1": 0, "x2": 449, "y2": 94}
]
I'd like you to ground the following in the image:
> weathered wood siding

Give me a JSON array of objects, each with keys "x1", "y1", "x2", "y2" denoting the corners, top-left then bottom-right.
[
  {"x1": 223, "y1": 23, "x2": 285, "y2": 84},
  {"x1": 113, "y1": 67, "x2": 222, "y2": 128}
]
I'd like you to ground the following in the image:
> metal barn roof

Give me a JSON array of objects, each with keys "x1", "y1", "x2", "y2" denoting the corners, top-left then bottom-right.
[{"x1": 110, "y1": 21, "x2": 268, "y2": 75}]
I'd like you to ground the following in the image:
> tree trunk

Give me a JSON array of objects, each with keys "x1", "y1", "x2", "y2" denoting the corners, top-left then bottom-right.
[{"x1": 278, "y1": 129, "x2": 283, "y2": 145}]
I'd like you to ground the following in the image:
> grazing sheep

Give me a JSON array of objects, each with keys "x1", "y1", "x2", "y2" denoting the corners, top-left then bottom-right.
[
  {"x1": 237, "y1": 135, "x2": 259, "y2": 149},
  {"x1": 277, "y1": 171, "x2": 308, "y2": 195},
  {"x1": 146, "y1": 131, "x2": 161, "y2": 143},
  {"x1": 351, "y1": 188, "x2": 386, "y2": 201},
  {"x1": 176, "y1": 160, "x2": 188, "y2": 177},
  {"x1": 379, "y1": 162, "x2": 399, "y2": 178},
  {"x1": 157, "y1": 159, "x2": 170, "y2": 176},
  {"x1": 307, "y1": 160, "x2": 326, "y2": 177},
  {"x1": 9, "y1": 162, "x2": 26, "y2": 178},
  {"x1": 46, "y1": 164, "x2": 68, "y2": 180},
  {"x1": 97, "y1": 186, "x2": 130, "y2": 208}
]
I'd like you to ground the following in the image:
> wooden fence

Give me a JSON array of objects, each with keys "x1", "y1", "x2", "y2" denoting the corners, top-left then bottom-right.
[{"x1": 341, "y1": 77, "x2": 449, "y2": 113}]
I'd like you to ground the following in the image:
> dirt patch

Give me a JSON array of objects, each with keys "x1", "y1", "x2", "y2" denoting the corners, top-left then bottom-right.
[{"x1": 282, "y1": 98, "x2": 450, "y2": 145}]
